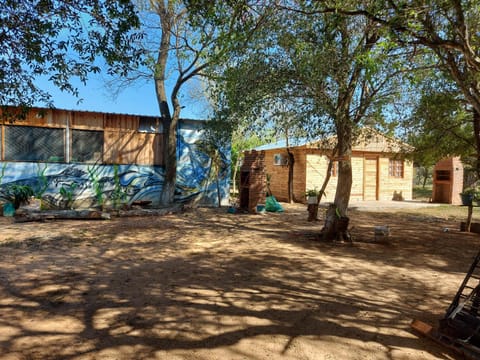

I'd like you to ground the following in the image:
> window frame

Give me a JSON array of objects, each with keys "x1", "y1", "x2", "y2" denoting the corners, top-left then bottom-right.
[
  {"x1": 71, "y1": 129, "x2": 104, "y2": 164},
  {"x1": 3, "y1": 125, "x2": 65, "y2": 162},
  {"x1": 389, "y1": 159, "x2": 404, "y2": 178}
]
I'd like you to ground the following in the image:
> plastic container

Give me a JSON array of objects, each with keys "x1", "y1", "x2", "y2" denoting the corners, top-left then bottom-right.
[{"x1": 3, "y1": 203, "x2": 15, "y2": 217}]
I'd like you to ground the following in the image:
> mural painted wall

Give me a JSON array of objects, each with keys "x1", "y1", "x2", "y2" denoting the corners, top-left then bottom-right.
[{"x1": 0, "y1": 123, "x2": 230, "y2": 209}]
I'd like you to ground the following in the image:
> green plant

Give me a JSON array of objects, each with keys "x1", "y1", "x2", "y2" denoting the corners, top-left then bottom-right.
[
  {"x1": 35, "y1": 163, "x2": 48, "y2": 199},
  {"x1": 111, "y1": 165, "x2": 127, "y2": 209},
  {"x1": 461, "y1": 188, "x2": 477, "y2": 196},
  {"x1": 305, "y1": 188, "x2": 322, "y2": 197},
  {"x1": 0, "y1": 163, "x2": 6, "y2": 185},
  {"x1": 1, "y1": 185, "x2": 34, "y2": 209},
  {"x1": 87, "y1": 165, "x2": 104, "y2": 207},
  {"x1": 59, "y1": 183, "x2": 77, "y2": 209}
]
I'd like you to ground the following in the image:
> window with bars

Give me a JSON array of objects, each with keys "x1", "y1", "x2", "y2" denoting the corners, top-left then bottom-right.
[
  {"x1": 389, "y1": 159, "x2": 404, "y2": 178},
  {"x1": 4, "y1": 126, "x2": 65, "y2": 162},
  {"x1": 71, "y1": 130, "x2": 103, "y2": 163}
]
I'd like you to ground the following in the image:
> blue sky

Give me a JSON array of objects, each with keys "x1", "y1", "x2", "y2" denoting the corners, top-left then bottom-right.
[{"x1": 34, "y1": 73, "x2": 211, "y2": 120}]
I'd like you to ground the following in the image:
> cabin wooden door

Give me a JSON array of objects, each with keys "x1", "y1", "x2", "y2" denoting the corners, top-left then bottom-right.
[{"x1": 364, "y1": 156, "x2": 378, "y2": 200}]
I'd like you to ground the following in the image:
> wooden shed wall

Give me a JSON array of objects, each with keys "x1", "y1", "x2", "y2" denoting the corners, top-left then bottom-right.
[
  {"x1": 377, "y1": 157, "x2": 413, "y2": 200},
  {"x1": 0, "y1": 107, "x2": 163, "y2": 166},
  {"x1": 305, "y1": 153, "x2": 337, "y2": 202}
]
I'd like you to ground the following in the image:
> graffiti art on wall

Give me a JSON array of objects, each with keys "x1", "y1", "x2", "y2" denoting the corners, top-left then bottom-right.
[{"x1": 0, "y1": 123, "x2": 230, "y2": 209}]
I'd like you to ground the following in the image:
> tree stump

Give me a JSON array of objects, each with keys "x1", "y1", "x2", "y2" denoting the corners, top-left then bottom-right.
[{"x1": 321, "y1": 204, "x2": 351, "y2": 242}]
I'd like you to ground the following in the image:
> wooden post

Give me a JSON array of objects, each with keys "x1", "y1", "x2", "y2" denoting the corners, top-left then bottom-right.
[
  {"x1": 467, "y1": 204, "x2": 474, "y2": 232},
  {"x1": 307, "y1": 204, "x2": 318, "y2": 221}
]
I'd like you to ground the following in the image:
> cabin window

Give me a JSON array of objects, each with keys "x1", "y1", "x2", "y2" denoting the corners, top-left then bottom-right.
[
  {"x1": 4, "y1": 126, "x2": 64, "y2": 162},
  {"x1": 71, "y1": 130, "x2": 103, "y2": 163},
  {"x1": 389, "y1": 159, "x2": 404, "y2": 178}
]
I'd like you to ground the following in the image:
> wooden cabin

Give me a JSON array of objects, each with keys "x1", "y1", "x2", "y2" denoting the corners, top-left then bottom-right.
[
  {"x1": 0, "y1": 106, "x2": 230, "y2": 209},
  {"x1": 244, "y1": 129, "x2": 414, "y2": 204}
]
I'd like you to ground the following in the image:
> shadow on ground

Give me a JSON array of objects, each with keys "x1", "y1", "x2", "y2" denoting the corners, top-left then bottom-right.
[{"x1": 0, "y1": 204, "x2": 474, "y2": 359}]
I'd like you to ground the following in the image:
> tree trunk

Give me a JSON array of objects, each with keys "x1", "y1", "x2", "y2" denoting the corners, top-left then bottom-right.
[
  {"x1": 216, "y1": 177, "x2": 222, "y2": 208},
  {"x1": 160, "y1": 113, "x2": 179, "y2": 205},
  {"x1": 474, "y1": 109, "x2": 480, "y2": 179},
  {"x1": 422, "y1": 171, "x2": 428, "y2": 188},
  {"x1": 317, "y1": 147, "x2": 338, "y2": 205},
  {"x1": 232, "y1": 155, "x2": 241, "y2": 197},
  {"x1": 287, "y1": 148, "x2": 294, "y2": 203},
  {"x1": 321, "y1": 121, "x2": 353, "y2": 240},
  {"x1": 155, "y1": 4, "x2": 176, "y2": 206}
]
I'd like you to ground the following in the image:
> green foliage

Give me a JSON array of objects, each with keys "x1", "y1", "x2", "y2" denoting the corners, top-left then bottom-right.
[
  {"x1": 87, "y1": 166, "x2": 104, "y2": 207},
  {"x1": 35, "y1": 164, "x2": 49, "y2": 199},
  {"x1": 305, "y1": 188, "x2": 323, "y2": 197},
  {"x1": 111, "y1": 165, "x2": 127, "y2": 209},
  {"x1": 404, "y1": 80, "x2": 474, "y2": 167},
  {"x1": 1, "y1": 184, "x2": 34, "y2": 209},
  {"x1": 1, "y1": 0, "x2": 144, "y2": 108},
  {"x1": 0, "y1": 163, "x2": 6, "y2": 185},
  {"x1": 59, "y1": 183, "x2": 77, "y2": 209}
]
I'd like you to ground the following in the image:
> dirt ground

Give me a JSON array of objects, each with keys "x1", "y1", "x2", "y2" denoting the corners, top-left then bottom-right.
[{"x1": 0, "y1": 203, "x2": 478, "y2": 360}]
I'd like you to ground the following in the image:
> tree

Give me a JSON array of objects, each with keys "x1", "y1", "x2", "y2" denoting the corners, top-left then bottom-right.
[
  {"x1": 135, "y1": 0, "x2": 265, "y2": 205},
  {"x1": 1, "y1": 0, "x2": 143, "y2": 109},
  {"x1": 206, "y1": 3, "x2": 411, "y2": 236},
  {"x1": 316, "y1": 0, "x2": 480, "y2": 176},
  {"x1": 405, "y1": 79, "x2": 474, "y2": 169}
]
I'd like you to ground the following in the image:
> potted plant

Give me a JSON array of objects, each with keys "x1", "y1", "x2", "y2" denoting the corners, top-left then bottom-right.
[
  {"x1": 460, "y1": 188, "x2": 476, "y2": 206},
  {"x1": 305, "y1": 188, "x2": 321, "y2": 204},
  {"x1": 474, "y1": 190, "x2": 480, "y2": 207}
]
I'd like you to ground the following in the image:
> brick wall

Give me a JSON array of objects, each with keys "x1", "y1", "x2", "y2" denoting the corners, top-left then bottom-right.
[
  {"x1": 263, "y1": 148, "x2": 306, "y2": 202},
  {"x1": 240, "y1": 150, "x2": 266, "y2": 212},
  {"x1": 432, "y1": 157, "x2": 463, "y2": 205}
]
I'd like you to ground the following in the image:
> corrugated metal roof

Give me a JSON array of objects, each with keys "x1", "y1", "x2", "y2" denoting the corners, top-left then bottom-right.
[
  {"x1": 254, "y1": 138, "x2": 310, "y2": 151},
  {"x1": 253, "y1": 128, "x2": 414, "y2": 153},
  {"x1": 4, "y1": 105, "x2": 205, "y2": 123}
]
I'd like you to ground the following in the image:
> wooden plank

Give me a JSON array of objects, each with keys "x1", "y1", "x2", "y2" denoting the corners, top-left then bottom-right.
[
  {"x1": 104, "y1": 131, "x2": 163, "y2": 165},
  {"x1": 104, "y1": 114, "x2": 138, "y2": 131},
  {"x1": 14, "y1": 209, "x2": 111, "y2": 222},
  {"x1": 71, "y1": 111, "x2": 104, "y2": 130},
  {"x1": 364, "y1": 157, "x2": 378, "y2": 200}
]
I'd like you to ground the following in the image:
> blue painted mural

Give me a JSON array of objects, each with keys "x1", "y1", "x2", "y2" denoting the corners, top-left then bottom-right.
[{"x1": 0, "y1": 123, "x2": 230, "y2": 209}]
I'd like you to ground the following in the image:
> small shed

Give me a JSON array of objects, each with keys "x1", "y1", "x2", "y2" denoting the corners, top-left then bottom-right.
[{"x1": 432, "y1": 157, "x2": 464, "y2": 205}]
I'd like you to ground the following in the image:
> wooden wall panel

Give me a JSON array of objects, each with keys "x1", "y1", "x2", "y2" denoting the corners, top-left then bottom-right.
[
  {"x1": 1, "y1": 108, "x2": 67, "y2": 128},
  {"x1": 104, "y1": 130, "x2": 163, "y2": 165},
  {"x1": 377, "y1": 157, "x2": 413, "y2": 200},
  {"x1": 71, "y1": 111, "x2": 104, "y2": 130},
  {"x1": 363, "y1": 157, "x2": 378, "y2": 200},
  {"x1": 104, "y1": 114, "x2": 138, "y2": 131}
]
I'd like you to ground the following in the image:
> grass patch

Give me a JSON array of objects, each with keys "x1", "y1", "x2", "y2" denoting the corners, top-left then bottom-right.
[
  {"x1": 413, "y1": 185, "x2": 432, "y2": 201},
  {"x1": 395, "y1": 204, "x2": 480, "y2": 222}
]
